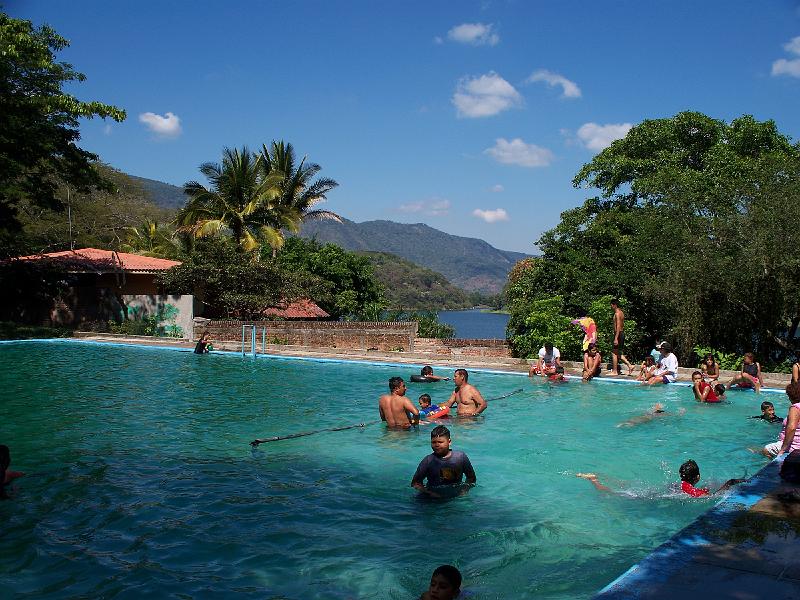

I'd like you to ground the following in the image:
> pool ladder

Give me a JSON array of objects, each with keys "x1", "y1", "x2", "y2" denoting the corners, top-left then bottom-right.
[{"x1": 240, "y1": 325, "x2": 268, "y2": 358}]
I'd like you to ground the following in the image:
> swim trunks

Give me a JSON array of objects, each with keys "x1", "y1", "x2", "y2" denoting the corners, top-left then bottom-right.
[{"x1": 613, "y1": 332, "x2": 625, "y2": 350}]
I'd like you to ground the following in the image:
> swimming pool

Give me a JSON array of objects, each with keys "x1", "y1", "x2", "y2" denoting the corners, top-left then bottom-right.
[{"x1": 0, "y1": 340, "x2": 778, "y2": 598}]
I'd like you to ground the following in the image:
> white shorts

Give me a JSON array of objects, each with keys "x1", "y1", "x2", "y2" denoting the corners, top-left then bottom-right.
[{"x1": 764, "y1": 441, "x2": 783, "y2": 456}]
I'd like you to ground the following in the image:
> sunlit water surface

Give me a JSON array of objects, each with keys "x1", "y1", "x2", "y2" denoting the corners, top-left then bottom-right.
[{"x1": 0, "y1": 341, "x2": 777, "y2": 599}]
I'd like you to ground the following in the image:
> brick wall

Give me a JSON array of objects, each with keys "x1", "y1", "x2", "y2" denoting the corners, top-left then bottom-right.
[
  {"x1": 196, "y1": 320, "x2": 419, "y2": 352},
  {"x1": 415, "y1": 337, "x2": 511, "y2": 358}
]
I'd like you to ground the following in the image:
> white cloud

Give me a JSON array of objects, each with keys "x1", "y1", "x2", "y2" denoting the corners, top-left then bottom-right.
[
  {"x1": 398, "y1": 198, "x2": 451, "y2": 216},
  {"x1": 484, "y1": 138, "x2": 553, "y2": 167},
  {"x1": 103, "y1": 123, "x2": 113, "y2": 135},
  {"x1": 433, "y1": 36, "x2": 444, "y2": 45},
  {"x1": 472, "y1": 208, "x2": 509, "y2": 223},
  {"x1": 772, "y1": 58, "x2": 800, "y2": 78},
  {"x1": 138, "y1": 111, "x2": 182, "y2": 138},
  {"x1": 452, "y1": 72, "x2": 521, "y2": 118},
  {"x1": 490, "y1": 184, "x2": 504, "y2": 193},
  {"x1": 526, "y1": 69, "x2": 581, "y2": 98},
  {"x1": 576, "y1": 122, "x2": 632, "y2": 152},
  {"x1": 784, "y1": 36, "x2": 800, "y2": 56},
  {"x1": 447, "y1": 23, "x2": 499, "y2": 46},
  {"x1": 771, "y1": 36, "x2": 800, "y2": 78}
]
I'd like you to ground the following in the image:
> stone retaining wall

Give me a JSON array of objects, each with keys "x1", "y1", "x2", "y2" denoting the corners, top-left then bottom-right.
[
  {"x1": 415, "y1": 337, "x2": 512, "y2": 358},
  {"x1": 195, "y1": 319, "x2": 418, "y2": 352}
]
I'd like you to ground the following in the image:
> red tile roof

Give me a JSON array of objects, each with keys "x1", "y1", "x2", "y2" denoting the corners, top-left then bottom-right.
[
  {"x1": 263, "y1": 299, "x2": 330, "y2": 319},
  {"x1": 13, "y1": 248, "x2": 181, "y2": 273}
]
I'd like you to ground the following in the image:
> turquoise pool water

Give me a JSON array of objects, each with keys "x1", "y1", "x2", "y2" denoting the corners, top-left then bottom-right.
[{"x1": 0, "y1": 341, "x2": 778, "y2": 599}]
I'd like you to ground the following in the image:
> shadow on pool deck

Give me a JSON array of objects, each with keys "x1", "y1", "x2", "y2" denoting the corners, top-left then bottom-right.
[{"x1": 594, "y1": 458, "x2": 800, "y2": 599}]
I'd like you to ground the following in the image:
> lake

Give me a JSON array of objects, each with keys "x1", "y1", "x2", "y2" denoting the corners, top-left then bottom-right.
[{"x1": 437, "y1": 309, "x2": 510, "y2": 339}]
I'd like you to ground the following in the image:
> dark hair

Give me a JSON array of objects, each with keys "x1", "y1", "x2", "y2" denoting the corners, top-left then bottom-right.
[
  {"x1": 389, "y1": 376, "x2": 404, "y2": 392},
  {"x1": 744, "y1": 352, "x2": 755, "y2": 361},
  {"x1": 455, "y1": 368, "x2": 468, "y2": 382},
  {"x1": 431, "y1": 565, "x2": 462, "y2": 591},
  {"x1": 761, "y1": 401, "x2": 774, "y2": 411},
  {"x1": 421, "y1": 365, "x2": 433, "y2": 376},
  {"x1": 544, "y1": 341, "x2": 553, "y2": 351},
  {"x1": 418, "y1": 393, "x2": 432, "y2": 404},
  {"x1": 610, "y1": 298, "x2": 619, "y2": 306},
  {"x1": 704, "y1": 353, "x2": 716, "y2": 363},
  {"x1": 555, "y1": 366, "x2": 565, "y2": 374},
  {"x1": 786, "y1": 382, "x2": 800, "y2": 403},
  {"x1": 644, "y1": 356, "x2": 655, "y2": 365},
  {"x1": 430, "y1": 425, "x2": 451, "y2": 439},
  {"x1": 714, "y1": 384, "x2": 726, "y2": 396},
  {"x1": 679, "y1": 459, "x2": 700, "y2": 483},
  {"x1": 587, "y1": 343, "x2": 598, "y2": 352},
  {"x1": 660, "y1": 342, "x2": 672, "y2": 353},
  {"x1": 691, "y1": 370, "x2": 703, "y2": 378}
]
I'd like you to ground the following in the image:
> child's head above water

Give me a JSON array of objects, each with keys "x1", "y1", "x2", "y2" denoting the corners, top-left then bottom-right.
[
  {"x1": 714, "y1": 384, "x2": 726, "y2": 397},
  {"x1": 691, "y1": 370, "x2": 703, "y2": 382},
  {"x1": 426, "y1": 564, "x2": 462, "y2": 600},
  {"x1": 555, "y1": 366, "x2": 565, "y2": 375},
  {"x1": 679, "y1": 459, "x2": 701, "y2": 484},
  {"x1": 430, "y1": 425, "x2": 452, "y2": 456},
  {"x1": 761, "y1": 401, "x2": 775, "y2": 417},
  {"x1": 421, "y1": 365, "x2": 433, "y2": 376},
  {"x1": 418, "y1": 393, "x2": 432, "y2": 408}
]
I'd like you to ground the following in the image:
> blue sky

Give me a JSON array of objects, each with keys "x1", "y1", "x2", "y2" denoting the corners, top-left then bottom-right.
[{"x1": 8, "y1": 0, "x2": 800, "y2": 253}]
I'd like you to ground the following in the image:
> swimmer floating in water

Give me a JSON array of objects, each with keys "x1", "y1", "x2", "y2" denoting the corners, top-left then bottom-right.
[
  {"x1": 616, "y1": 403, "x2": 685, "y2": 427},
  {"x1": 420, "y1": 564, "x2": 462, "y2": 600},
  {"x1": 576, "y1": 459, "x2": 746, "y2": 497},
  {"x1": 418, "y1": 365, "x2": 449, "y2": 381}
]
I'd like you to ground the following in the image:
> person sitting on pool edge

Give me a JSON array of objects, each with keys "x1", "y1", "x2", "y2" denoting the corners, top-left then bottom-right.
[
  {"x1": 727, "y1": 352, "x2": 764, "y2": 393},
  {"x1": 582, "y1": 343, "x2": 602, "y2": 382},
  {"x1": 441, "y1": 369, "x2": 487, "y2": 417},
  {"x1": 379, "y1": 377, "x2": 420, "y2": 429},
  {"x1": 411, "y1": 425, "x2": 476, "y2": 498},
  {"x1": 750, "y1": 401, "x2": 783, "y2": 423},
  {"x1": 419, "y1": 365, "x2": 449, "y2": 381},
  {"x1": 576, "y1": 459, "x2": 745, "y2": 497},
  {"x1": 420, "y1": 564, "x2": 462, "y2": 600},
  {"x1": 529, "y1": 341, "x2": 561, "y2": 377},
  {"x1": 643, "y1": 342, "x2": 678, "y2": 385}
]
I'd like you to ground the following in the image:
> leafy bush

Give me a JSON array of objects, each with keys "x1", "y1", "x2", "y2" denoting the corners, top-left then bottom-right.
[
  {"x1": 0, "y1": 321, "x2": 73, "y2": 340},
  {"x1": 109, "y1": 303, "x2": 183, "y2": 338},
  {"x1": 384, "y1": 310, "x2": 455, "y2": 339},
  {"x1": 692, "y1": 346, "x2": 743, "y2": 371}
]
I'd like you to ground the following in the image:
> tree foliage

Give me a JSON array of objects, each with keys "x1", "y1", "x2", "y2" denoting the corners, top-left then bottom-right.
[
  {"x1": 507, "y1": 111, "x2": 800, "y2": 364},
  {"x1": 0, "y1": 13, "x2": 125, "y2": 252},
  {"x1": 158, "y1": 238, "x2": 307, "y2": 319},
  {"x1": 273, "y1": 237, "x2": 384, "y2": 319}
]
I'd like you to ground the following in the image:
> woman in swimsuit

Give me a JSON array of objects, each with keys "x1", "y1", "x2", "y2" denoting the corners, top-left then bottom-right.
[
  {"x1": 700, "y1": 354, "x2": 720, "y2": 382},
  {"x1": 726, "y1": 352, "x2": 763, "y2": 393}
]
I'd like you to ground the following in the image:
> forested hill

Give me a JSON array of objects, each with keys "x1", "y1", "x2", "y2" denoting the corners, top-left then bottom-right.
[
  {"x1": 300, "y1": 219, "x2": 530, "y2": 294},
  {"x1": 360, "y1": 251, "x2": 476, "y2": 310},
  {"x1": 128, "y1": 174, "x2": 186, "y2": 210}
]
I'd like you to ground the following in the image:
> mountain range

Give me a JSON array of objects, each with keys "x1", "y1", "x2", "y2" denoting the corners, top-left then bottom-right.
[
  {"x1": 299, "y1": 219, "x2": 528, "y2": 294},
  {"x1": 132, "y1": 174, "x2": 529, "y2": 294}
]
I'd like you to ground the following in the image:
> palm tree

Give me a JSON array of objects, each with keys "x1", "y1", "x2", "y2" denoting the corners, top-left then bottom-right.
[
  {"x1": 260, "y1": 141, "x2": 342, "y2": 225},
  {"x1": 177, "y1": 146, "x2": 293, "y2": 253},
  {"x1": 121, "y1": 218, "x2": 182, "y2": 259}
]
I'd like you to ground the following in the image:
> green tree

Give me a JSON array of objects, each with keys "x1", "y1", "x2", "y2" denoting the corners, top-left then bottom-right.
[
  {"x1": 158, "y1": 238, "x2": 307, "y2": 319},
  {"x1": 0, "y1": 14, "x2": 125, "y2": 253},
  {"x1": 273, "y1": 237, "x2": 384, "y2": 319},
  {"x1": 177, "y1": 147, "x2": 291, "y2": 253},
  {"x1": 260, "y1": 141, "x2": 341, "y2": 228},
  {"x1": 516, "y1": 111, "x2": 800, "y2": 360}
]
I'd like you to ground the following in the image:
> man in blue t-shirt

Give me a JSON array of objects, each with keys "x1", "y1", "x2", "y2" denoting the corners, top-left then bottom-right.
[{"x1": 411, "y1": 425, "x2": 476, "y2": 498}]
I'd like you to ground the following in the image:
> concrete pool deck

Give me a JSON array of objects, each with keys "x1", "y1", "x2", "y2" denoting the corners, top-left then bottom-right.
[{"x1": 28, "y1": 334, "x2": 800, "y2": 598}]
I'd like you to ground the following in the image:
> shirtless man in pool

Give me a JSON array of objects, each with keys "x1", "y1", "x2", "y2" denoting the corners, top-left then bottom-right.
[
  {"x1": 379, "y1": 377, "x2": 420, "y2": 429},
  {"x1": 442, "y1": 369, "x2": 487, "y2": 417}
]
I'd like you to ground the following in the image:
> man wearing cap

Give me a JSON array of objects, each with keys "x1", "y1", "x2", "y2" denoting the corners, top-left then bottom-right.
[{"x1": 645, "y1": 342, "x2": 679, "y2": 385}]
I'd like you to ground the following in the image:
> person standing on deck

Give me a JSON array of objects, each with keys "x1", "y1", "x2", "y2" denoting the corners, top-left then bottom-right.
[
  {"x1": 442, "y1": 369, "x2": 487, "y2": 417},
  {"x1": 610, "y1": 299, "x2": 634, "y2": 376},
  {"x1": 379, "y1": 377, "x2": 420, "y2": 429}
]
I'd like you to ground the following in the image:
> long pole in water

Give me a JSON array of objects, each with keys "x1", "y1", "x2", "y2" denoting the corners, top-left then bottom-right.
[{"x1": 249, "y1": 388, "x2": 524, "y2": 447}]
